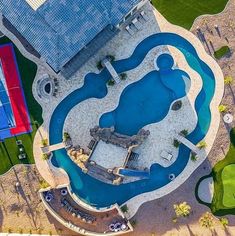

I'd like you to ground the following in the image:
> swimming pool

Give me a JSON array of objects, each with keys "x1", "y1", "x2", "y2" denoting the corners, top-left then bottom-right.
[
  {"x1": 99, "y1": 54, "x2": 190, "y2": 136},
  {"x1": 50, "y1": 32, "x2": 215, "y2": 207},
  {"x1": 119, "y1": 168, "x2": 150, "y2": 179}
]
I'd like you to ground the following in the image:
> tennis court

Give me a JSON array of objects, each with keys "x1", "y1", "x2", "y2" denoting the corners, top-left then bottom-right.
[{"x1": 0, "y1": 44, "x2": 31, "y2": 140}]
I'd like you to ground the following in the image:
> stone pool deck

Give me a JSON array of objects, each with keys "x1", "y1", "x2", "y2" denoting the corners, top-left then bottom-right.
[{"x1": 31, "y1": 0, "x2": 223, "y2": 218}]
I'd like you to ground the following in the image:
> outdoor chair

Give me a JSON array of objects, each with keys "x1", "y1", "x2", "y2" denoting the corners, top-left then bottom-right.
[
  {"x1": 132, "y1": 18, "x2": 142, "y2": 30},
  {"x1": 160, "y1": 150, "x2": 173, "y2": 161},
  {"x1": 125, "y1": 25, "x2": 134, "y2": 35},
  {"x1": 140, "y1": 10, "x2": 148, "y2": 21}
]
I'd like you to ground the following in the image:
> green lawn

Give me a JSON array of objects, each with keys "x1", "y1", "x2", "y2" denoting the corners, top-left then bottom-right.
[
  {"x1": 0, "y1": 36, "x2": 43, "y2": 174},
  {"x1": 196, "y1": 128, "x2": 235, "y2": 216},
  {"x1": 152, "y1": 0, "x2": 229, "y2": 29},
  {"x1": 214, "y1": 46, "x2": 230, "y2": 59},
  {"x1": 221, "y1": 164, "x2": 235, "y2": 207}
]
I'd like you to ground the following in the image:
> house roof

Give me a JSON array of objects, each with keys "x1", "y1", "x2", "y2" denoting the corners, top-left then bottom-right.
[{"x1": 1, "y1": 0, "x2": 140, "y2": 71}]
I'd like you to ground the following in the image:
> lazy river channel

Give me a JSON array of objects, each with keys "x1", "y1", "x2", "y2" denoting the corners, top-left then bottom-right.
[{"x1": 49, "y1": 33, "x2": 215, "y2": 208}]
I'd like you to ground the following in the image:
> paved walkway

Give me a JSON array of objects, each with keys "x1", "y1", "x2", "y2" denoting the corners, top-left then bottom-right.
[
  {"x1": 175, "y1": 134, "x2": 200, "y2": 154},
  {"x1": 41, "y1": 142, "x2": 65, "y2": 154},
  {"x1": 48, "y1": 142, "x2": 65, "y2": 152}
]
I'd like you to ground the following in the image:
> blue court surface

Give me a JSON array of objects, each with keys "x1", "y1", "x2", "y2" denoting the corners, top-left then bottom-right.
[{"x1": 0, "y1": 63, "x2": 15, "y2": 139}]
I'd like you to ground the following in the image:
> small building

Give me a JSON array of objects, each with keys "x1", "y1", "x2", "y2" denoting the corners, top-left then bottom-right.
[{"x1": 0, "y1": 0, "x2": 148, "y2": 78}]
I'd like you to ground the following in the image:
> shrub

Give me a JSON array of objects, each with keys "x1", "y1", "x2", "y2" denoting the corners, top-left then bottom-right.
[
  {"x1": 96, "y1": 61, "x2": 103, "y2": 70},
  {"x1": 214, "y1": 46, "x2": 230, "y2": 59},
  {"x1": 106, "y1": 55, "x2": 115, "y2": 62},
  {"x1": 197, "y1": 140, "x2": 207, "y2": 149},
  {"x1": 180, "y1": 129, "x2": 188, "y2": 137},
  {"x1": 107, "y1": 79, "x2": 115, "y2": 86},
  {"x1": 224, "y1": 76, "x2": 233, "y2": 85},
  {"x1": 42, "y1": 153, "x2": 50, "y2": 160},
  {"x1": 39, "y1": 180, "x2": 50, "y2": 189},
  {"x1": 120, "y1": 73, "x2": 127, "y2": 80},
  {"x1": 63, "y1": 132, "x2": 70, "y2": 142},
  {"x1": 219, "y1": 217, "x2": 229, "y2": 228},
  {"x1": 191, "y1": 152, "x2": 197, "y2": 161},
  {"x1": 41, "y1": 139, "x2": 48, "y2": 147},
  {"x1": 218, "y1": 104, "x2": 227, "y2": 113},
  {"x1": 173, "y1": 139, "x2": 180, "y2": 148}
]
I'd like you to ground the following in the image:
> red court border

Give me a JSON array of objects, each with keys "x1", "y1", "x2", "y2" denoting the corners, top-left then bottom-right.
[{"x1": 0, "y1": 44, "x2": 31, "y2": 136}]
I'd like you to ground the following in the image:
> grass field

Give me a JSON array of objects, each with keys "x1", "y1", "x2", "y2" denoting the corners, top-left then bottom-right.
[
  {"x1": 214, "y1": 45, "x2": 230, "y2": 59},
  {"x1": 221, "y1": 164, "x2": 235, "y2": 207},
  {"x1": 0, "y1": 36, "x2": 42, "y2": 174},
  {"x1": 196, "y1": 128, "x2": 235, "y2": 216},
  {"x1": 152, "y1": 0, "x2": 229, "y2": 29}
]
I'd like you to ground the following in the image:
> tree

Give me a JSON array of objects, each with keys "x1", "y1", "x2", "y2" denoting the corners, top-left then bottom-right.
[
  {"x1": 218, "y1": 104, "x2": 228, "y2": 113},
  {"x1": 197, "y1": 140, "x2": 207, "y2": 149},
  {"x1": 180, "y1": 129, "x2": 188, "y2": 137},
  {"x1": 224, "y1": 76, "x2": 233, "y2": 85},
  {"x1": 219, "y1": 217, "x2": 229, "y2": 228},
  {"x1": 190, "y1": 152, "x2": 197, "y2": 162},
  {"x1": 199, "y1": 212, "x2": 214, "y2": 229},
  {"x1": 121, "y1": 204, "x2": 128, "y2": 213},
  {"x1": 173, "y1": 139, "x2": 180, "y2": 148},
  {"x1": 174, "y1": 202, "x2": 191, "y2": 217}
]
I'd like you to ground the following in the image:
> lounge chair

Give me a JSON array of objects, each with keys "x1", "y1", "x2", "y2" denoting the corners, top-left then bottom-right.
[
  {"x1": 160, "y1": 150, "x2": 173, "y2": 161},
  {"x1": 132, "y1": 18, "x2": 142, "y2": 30},
  {"x1": 16, "y1": 140, "x2": 22, "y2": 145},
  {"x1": 125, "y1": 25, "x2": 134, "y2": 35},
  {"x1": 140, "y1": 10, "x2": 148, "y2": 21},
  {"x1": 18, "y1": 153, "x2": 26, "y2": 160}
]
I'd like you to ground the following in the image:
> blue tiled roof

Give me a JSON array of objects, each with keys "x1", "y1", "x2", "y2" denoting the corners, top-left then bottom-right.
[{"x1": 1, "y1": 0, "x2": 141, "y2": 71}]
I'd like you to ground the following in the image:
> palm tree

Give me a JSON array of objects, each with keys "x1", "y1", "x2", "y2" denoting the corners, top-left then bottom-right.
[
  {"x1": 224, "y1": 76, "x2": 233, "y2": 85},
  {"x1": 174, "y1": 202, "x2": 191, "y2": 217},
  {"x1": 199, "y1": 212, "x2": 214, "y2": 229},
  {"x1": 218, "y1": 104, "x2": 228, "y2": 113},
  {"x1": 197, "y1": 140, "x2": 207, "y2": 149},
  {"x1": 219, "y1": 217, "x2": 229, "y2": 228},
  {"x1": 224, "y1": 76, "x2": 235, "y2": 104}
]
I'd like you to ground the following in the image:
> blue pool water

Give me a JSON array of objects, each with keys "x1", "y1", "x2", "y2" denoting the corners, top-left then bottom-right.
[
  {"x1": 50, "y1": 33, "x2": 215, "y2": 207},
  {"x1": 99, "y1": 54, "x2": 190, "y2": 135},
  {"x1": 119, "y1": 169, "x2": 150, "y2": 178}
]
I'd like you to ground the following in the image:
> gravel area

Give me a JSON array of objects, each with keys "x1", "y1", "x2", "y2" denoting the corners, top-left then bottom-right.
[{"x1": 0, "y1": 165, "x2": 76, "y2": 235}]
